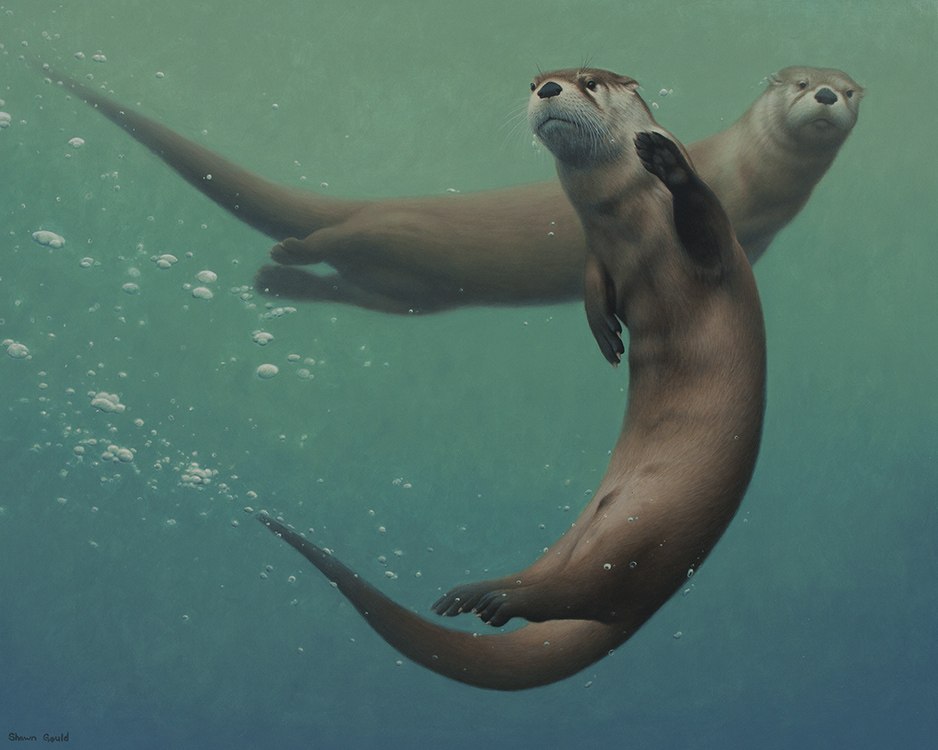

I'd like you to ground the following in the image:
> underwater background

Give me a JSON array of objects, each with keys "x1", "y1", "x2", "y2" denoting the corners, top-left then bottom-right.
[{"x1": 1, "y1": 0, "x2": 935, "y2": 748}]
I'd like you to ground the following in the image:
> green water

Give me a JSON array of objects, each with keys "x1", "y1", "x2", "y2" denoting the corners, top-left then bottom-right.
[{"x1": 1, "y1": 1, "x2": 935, "y2": 748}]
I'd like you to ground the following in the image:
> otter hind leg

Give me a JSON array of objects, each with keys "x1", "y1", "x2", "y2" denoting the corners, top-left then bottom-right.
[{"x1": 634, "y1": 131, "x2": 734, "y2": 267}]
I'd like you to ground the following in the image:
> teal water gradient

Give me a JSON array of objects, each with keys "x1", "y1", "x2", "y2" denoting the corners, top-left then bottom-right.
[{"x1": 1, "y1": 1, "x2": 935, "y2": 748}]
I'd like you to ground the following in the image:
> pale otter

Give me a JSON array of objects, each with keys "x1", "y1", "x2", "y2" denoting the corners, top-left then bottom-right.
[
  {"x1": 256, "y1": 68, "x2": 766, "y2": 690},
  {"x1": 36, "y1": 62, "x2": 861, "y2": 313}
]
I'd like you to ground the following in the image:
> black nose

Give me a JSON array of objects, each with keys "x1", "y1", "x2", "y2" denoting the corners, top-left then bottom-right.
[
  {"x1": 815, "y1": 87, "x2": 838, "y2": 105},
  {"x1": 537, "y1": 81, "x2": 563, "y2": 99}
]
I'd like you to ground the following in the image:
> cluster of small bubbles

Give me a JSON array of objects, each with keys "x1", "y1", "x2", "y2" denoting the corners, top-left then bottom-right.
[
  {"x1": 79, "y1": 257, "x2": 96, "y2": 269},
  {"x1": 153, "y1": 254, "x2": 178, "y2": 269},
  {"x1": 296, "y1": 368, "x2": 312, "y2": 380},
  {"x1": 629, "y1": 561, "x2": 637, "y2": 569},
  {"x1": 673, "y1": 631, "x2": 683, "y2": 639},
  {"x1": 165, "y1": 518, "x2": 177, "y2": 527},
  {"x1": 384, "y1": 571, "x2": 397, "y2": 580},
  {"x1": 178, "y1": 461, "x2": 217, "y2": 488},
  {"x1": 68, "y1": 137, "x2": 85, "y2": 149},
  {"x1": 122, "y1": 283, "x2": 139, "y2": 295},
  {"x1": 4, "y1": 340, "x2": 29, "y2": 359},
  {"x1": 90, "y1": 391, "x2": 125, "y2": 413},
  {"x1": 92, "y1": 52, "x2": 107, "y2": 63},
  {"x1": 259, "y1": 305, "x2": 297, "y2": 321},
  {"x1": 0, "y1": 111, "x2": 12, "y2": 129},
  {"x1": 196, "y1": 270, "x2": 217, "y2": 284},
  {"x1": 256, "y1": 363, "x2": 278, "y2": 379},
  {"x1": 32, "y1": 230, "x2": 66, "y2": 248},
  {"x1": 391, "y1": 477, "x2": 413, "y2": 489},
  {"x1": 252, "y1": 331, "x2": 274, "y2": 346},
  {"x1": 101, "y1": 444, "x2": 135, "y2": 463},
  {"x1": 191, "y1": 286, "x2": 213, "y2": 300}
]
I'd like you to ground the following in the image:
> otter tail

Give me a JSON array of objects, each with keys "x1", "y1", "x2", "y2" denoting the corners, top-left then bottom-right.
[
  {"x1": 256, "y1": 514, "x2": 626, "y2": 691},
  {"x1": 38, "y1": 63, "x2": 366, "y2": 240}
]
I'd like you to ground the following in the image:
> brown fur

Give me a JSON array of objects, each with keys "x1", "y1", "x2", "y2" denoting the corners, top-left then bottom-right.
[
  {"x1": 36, "y1": 62, "x2": 861, "y2": 314},
  {"x1": 257, "y1": 69, "x2": 767, "y2": 691}
]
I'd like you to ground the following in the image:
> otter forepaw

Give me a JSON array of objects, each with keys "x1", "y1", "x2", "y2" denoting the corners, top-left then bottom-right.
[
  {"x1": 634, "y1": 131, "x2": 690, "y2": 189},
  {"x1": 431, "y1": 580, "x2": 520, "y2": 626},
  {"x1": 269, "y1": 237, "x2": 312, "y2": 265}
]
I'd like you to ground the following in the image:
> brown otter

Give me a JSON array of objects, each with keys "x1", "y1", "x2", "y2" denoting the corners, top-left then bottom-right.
[
  {"x1": 35, "y1": 62, "x2": 861, "y2": 314},
  {"x1": 256, "y1": 68, "x2": 766, "y2": 690}
]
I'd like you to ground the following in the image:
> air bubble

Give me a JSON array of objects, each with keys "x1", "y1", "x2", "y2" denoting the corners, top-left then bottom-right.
[
  {"x1": 6, "y1": 342, "x2": 28, "y2": 359},
  {"x1": 256, "y1": 364, "x2": 279, "y2": 379},
  {"x1": 32, "y1": 230, "x2": 66, "y2": 248},
  {"x1": 196, "y1": 270, "x2": 217, "y2": 284},
  {"x1": 90, "y1": 392, "x2": 125, "y2": 413},
  {"x1": 191, "y1": 286, "x2": 213, "y2": 300}
]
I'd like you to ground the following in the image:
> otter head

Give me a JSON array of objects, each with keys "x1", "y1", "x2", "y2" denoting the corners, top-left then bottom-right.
[
  {"x1": 528, "y1": 68, "x2": 653, "y2": 169},
  {"x1": 761, "y1": 66, "x2": 864, "y2": 152}
]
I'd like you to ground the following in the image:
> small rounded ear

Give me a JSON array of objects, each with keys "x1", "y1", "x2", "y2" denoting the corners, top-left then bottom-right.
[
  {"x1": 621, "y1": 76, "x2": 641, "y2": 91},
  {"x1": 767, "y1": 72, "x2": 784, "y2": 86},
  {"x1": 855, "y1": 84, "x2": 867, "y2": 99}
]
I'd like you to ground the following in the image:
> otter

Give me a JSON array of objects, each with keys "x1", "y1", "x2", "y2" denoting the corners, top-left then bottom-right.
[
  {"x1": 256, "y1": 68, "x2": 766, "y2": 690},
  {"x1": 35, "y1": 62, "x2": 861, "y2": 314}
]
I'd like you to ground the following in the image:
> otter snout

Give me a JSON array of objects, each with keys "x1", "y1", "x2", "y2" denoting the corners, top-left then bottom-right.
[
  {"x1": 537, "y1": 81, "x2": 563, "y2": 99},
  {"x1": 815, "y1": 87, "x2": 838, "y2": 105}
]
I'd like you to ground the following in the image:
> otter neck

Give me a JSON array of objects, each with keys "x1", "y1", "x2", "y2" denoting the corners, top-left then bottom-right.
[{"x1": 554, "y1": 146, "x2": 655, "y2": 216}]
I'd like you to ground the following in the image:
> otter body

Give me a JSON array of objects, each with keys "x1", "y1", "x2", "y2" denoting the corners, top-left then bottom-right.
[{"x1": 258, "y1": 68, "x2": 767, "y2": 691}]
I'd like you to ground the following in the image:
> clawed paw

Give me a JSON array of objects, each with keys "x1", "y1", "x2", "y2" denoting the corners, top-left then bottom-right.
[
  {"x1": 269, "y1": 237, "x2": 308, "y2": 265},
  {"x1": 431, "y1": 583, "x2": 516, "y2": 627},
  {"x1": 634, "y1": 131, "x2": 690, "y2": 188}
]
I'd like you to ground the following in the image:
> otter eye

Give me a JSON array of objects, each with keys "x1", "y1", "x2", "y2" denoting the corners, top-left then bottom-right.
[
  {"x1": 530, "y1": 82, "x2": 536, "y2": 91},
  {"x1": 798, "y1": 81, "x2": 808, "y2": 90},
  {"x1": 846, "y1": 89, "x2": 854, "y2": 98},
  {"x1": 586, "y1": 80, "x2": 598, "y2": 91}
]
